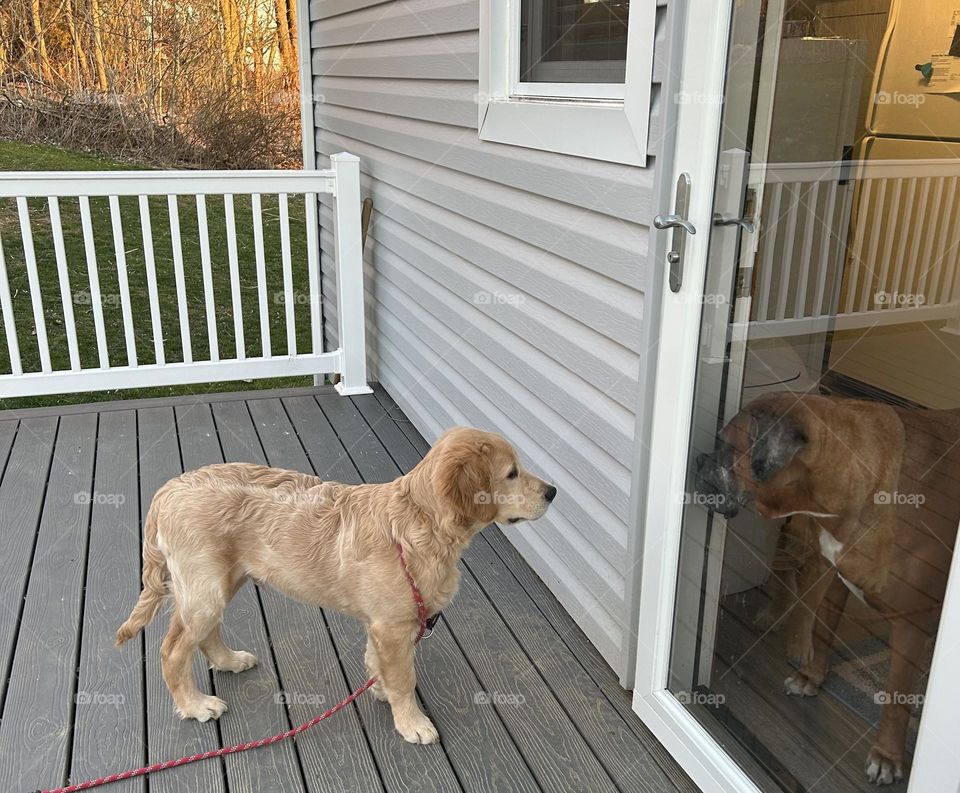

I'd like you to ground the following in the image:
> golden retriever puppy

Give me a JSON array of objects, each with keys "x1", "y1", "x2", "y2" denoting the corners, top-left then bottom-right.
[{"x1": 116, "y1": 427, "x2": 556, "y2": 744}]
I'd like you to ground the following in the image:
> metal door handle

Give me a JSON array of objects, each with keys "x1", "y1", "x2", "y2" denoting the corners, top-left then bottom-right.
[
  {"x1": 713, "y1": 213, "x2": 756, "y2": 233},
  {"x1": 654, "y1": 214, "x2": 696, "y2": 235},
  {"x1": 655, "y1": 173, "x2": 694, "y2": 292}
]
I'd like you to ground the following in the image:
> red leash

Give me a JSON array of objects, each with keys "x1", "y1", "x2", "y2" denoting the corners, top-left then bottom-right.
[{"x1": 34, "y1": 543, "x2": 431, "y2": 793}]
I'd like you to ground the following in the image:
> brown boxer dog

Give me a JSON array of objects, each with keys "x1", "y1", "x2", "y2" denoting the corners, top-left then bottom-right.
[{"x1": 696, "y1": 391, "x2": 960, "y2": 786}]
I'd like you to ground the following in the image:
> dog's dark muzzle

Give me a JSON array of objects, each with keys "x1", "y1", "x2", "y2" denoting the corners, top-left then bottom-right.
[{"x1": 694, "y1": 449, "x2": 746, "y2": 518}]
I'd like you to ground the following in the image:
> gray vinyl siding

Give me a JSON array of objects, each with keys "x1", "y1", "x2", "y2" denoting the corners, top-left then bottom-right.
[{"x1": 310, "y1": 0, "x2": 671, "y2": 676}]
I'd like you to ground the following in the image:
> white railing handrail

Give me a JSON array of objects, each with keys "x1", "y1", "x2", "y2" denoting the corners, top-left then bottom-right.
[
  {"x1": 751, "y1": 158, "x2": 960, "y2": 185},
  {"x1": 0, "y1": 169, "x2": 337, "y2": 198}
]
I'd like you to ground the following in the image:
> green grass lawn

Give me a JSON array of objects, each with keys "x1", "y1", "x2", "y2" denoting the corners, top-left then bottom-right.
[{"x1": 0, "y1": 141, "x2": 320, "y2": 410}]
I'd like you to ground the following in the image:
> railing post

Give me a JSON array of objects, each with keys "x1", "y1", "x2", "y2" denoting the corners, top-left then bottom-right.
[{"x1": 330, "y1": 152, "x2": 373, "y2": 395}]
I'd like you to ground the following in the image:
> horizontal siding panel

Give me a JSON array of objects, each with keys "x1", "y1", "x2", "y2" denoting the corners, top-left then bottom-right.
[
  {"x1": 312, "y1": 32, "x2": 477, "y2": 80},
  {"x1": 325, "y1": 180, "x2": 644, "y2": 349},
  {"x1": 314, "y1": 76, "x2": 477, "y2": 128},
  {"x1": 375, "y1": 341, "x2": 624, "y2": 667},
  {"x1": 374, "y1": 305, "x2": 630, "y2": 561},
  {"x1": 313, "y1": 0, "x2": 476, "y2": 46},
  {"x1": 323, "y1": 209, "x2": 641, "y2": 409},
  {"x1": 312, "y1": 0, "x2": 390, "y2": 20},
  {"x1": 316, "y1": 134, "x2": 650, "y2": 288},
  {"x1": 320, "y1": 227, "x2": 636, "y2": 466},
  {"x1": 316, "y1": 102, "x2": 656, "y2": 225}
]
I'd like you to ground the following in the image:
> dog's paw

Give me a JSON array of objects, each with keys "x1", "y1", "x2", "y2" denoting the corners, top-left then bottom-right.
[
  {"x1": 212, "y1": 650, "x2": 258, "y2": 674},
  {"x1": 865, "y1": 746, "x2": 904, "y2": 786},
  {"x1": 395, "y1": 711, "x2": 439, "y2": 744},
  {"x1": 177, "y1": 695, "x2": 228, "y2": 722},
  {"x1": 784, "y1": 673, "x2": 820, "y2": 697}
]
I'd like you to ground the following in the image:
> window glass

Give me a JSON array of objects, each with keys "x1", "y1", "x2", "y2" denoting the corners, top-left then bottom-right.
[{"x1": 519, "y1": 0, "x2": 629, "y2": 83}]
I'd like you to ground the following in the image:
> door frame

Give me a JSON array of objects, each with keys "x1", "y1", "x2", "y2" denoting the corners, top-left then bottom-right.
[{"x1": 631, "y1": 1, "x2": 960, "y2": 792}]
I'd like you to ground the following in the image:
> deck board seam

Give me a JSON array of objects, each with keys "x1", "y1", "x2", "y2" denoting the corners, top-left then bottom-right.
[{"x1": 133, "y1": 410, "x2": 150, "y2": 793}]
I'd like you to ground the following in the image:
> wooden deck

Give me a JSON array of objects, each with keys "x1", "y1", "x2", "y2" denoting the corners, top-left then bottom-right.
[{"x1": 0, "y1": 384, "x2": 696, "y2": 793}]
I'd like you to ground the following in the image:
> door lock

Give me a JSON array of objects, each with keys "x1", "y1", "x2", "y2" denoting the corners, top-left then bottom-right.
[{"x1": 654, "y1": 173, "x2": 695, "y2": 292}]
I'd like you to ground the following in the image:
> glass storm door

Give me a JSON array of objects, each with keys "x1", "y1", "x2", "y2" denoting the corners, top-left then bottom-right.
[{"x1": 637, "y1": 1, "x2": 960, "y2": 792}]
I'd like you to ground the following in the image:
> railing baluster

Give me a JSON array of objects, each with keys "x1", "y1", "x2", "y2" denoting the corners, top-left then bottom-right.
[
  {"x1": 195, "y1": 194, "x2": 219, "y2": 362},
  {"x1": 844, "y1": 179, "x2": 872, "y2": 314},
  {"x1": 860, "y1": 177, "x2": 886, "y2": 313},
  {"x1": 224, "y1": 194, "x2": 245, "y2": 360},
  {"x1": 875, "y1": 178, "x2": 902, "y2": 310},
  {"x1": 78, "y1": 195, "x2": 110, "y2": 369},
  {"x1": 279, "y1": 193, "x2": 296, "y2": 356},
  {"x1": 775, "y1": 184, "x2": 799, "y2": 321},
  {"x1": 251, "y1": 193, "x2": 271, "y2": 358},
  {"x1": 139, "y1": 196, "x2": 165, "y2": 365},
  {"x1": 917, "y1": 176, "x2": 943, "y2": 304},
  {"x1": 903, "y1": 177, "x2": 930, "y2": 304},
  {"x1": 17, "y1": 197, "x2": 51, "y2": 372},
  {"x1": 929, "y1": 177, "x2": 958, "y2": 305},
  {"x1": 755, "y1": 181, "x2": 781, "y2": 322},
  {"x1": 812, "y1": 181, "x2": 839, "y2": 318},
  {"x1": 305, "y1": 192, "x2": 323, "y2": 355},
  {"x1": 793, "y1": 181, "x2": 818, "y2": 320},
  {"x1": 108, "y1": 195, "x2": 138, "y2": 367},
  {"x1": 48, "y1": 197, "x2": 80, "y2": 371},
  {"x1": 889, "y1": 178, "x2": 917, "y2": 309},
  {"x1": 0, "y1": 230, "x2": 22, "y2": 375},
  {"x1": 167, "y1": 195, "x2": 192, "y2": 364}
]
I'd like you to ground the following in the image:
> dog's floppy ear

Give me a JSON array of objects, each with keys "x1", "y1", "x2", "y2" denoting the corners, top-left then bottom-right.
[
  {"x1": 434, "y1": 438, "x2": 498, "y2": 524},
  {"x1": 749, "y1": 406, "x2": 808, "y2": 482}
]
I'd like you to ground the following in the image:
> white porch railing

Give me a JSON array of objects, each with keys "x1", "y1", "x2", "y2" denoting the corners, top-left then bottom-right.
[
  {"x1": 0, "y1": 152, "x2": 371, "y2": 398},
  {"x1": 748, "y1": 159, "x2": 960, "y2": 338}
]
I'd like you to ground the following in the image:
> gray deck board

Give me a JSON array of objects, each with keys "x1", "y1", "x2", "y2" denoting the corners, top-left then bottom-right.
[
  {"x1": 71, "y1": 410, "x2": 145, "y2": 792},
  {"x1": 254, "y1": 396, "x2": 461, "y2": 793},
  {"x1": 137, "y1": 406, "x2": 227, "y2": 793},
  {"x1": 214, "y1": 397, "x2": 384, "y2": 793},
  {"x1": 0, "y1": 414, "x2": 96, "y2": 790},
  {"x1": 0, "y1": 385, "x2": 691, "y2": 793},
  {"x1": 176, "y1": 401, "x2": 307, "y2": 793}
]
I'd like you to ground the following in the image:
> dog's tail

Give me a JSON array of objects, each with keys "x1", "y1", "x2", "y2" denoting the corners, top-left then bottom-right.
[{"x1": 116, "y1": 500, "x2": 169, "y2": 647}]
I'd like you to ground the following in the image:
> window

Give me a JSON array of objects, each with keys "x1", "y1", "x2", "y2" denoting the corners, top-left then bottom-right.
[{"x1": 479, "y1": 0, "x2": 654, "y2": 164}]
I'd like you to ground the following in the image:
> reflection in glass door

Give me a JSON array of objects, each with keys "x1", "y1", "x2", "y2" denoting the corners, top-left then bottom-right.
[{"x1": 672, "y1": 1, "x2": 960, "y2": 790}]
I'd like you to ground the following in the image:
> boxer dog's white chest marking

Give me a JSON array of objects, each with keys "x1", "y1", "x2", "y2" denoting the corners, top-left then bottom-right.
[{"x1": 818, "y1": 528, "x2": 868, "y2": 604}]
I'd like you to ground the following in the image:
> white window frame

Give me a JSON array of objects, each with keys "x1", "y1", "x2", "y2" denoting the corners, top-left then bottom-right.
[{"x1": 479, "y1": 0, "x2": 656, "y2": 165}]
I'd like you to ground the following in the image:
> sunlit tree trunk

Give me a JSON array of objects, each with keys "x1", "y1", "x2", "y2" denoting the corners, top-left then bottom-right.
[{"x1": 89, "y1": 0, "x2": 109, "y2": 91}]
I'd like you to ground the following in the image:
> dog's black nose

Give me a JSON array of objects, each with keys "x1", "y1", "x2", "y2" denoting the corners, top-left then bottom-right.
[{"x1": 544, "y1": 485, "x2": 557, "y2": 502}]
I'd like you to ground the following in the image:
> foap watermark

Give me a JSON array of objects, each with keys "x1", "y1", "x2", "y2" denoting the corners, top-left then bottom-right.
[
  {"x1": 675, "y1": 690, "x2": 725, "y2": 707},
  {"x1": 74, "y1": 491, "x2": 126, "y2": 507},
  {"x1": 678, "y1": 491, "x2": 731, "y2": 510},
  {"x1": 473, "y1": 690, "x2": 525, "y2": 707},
  {"x1": 875, "y1": 291, "x2": 926, "y2": 307},
  {"x1": 677, "y1": 291, "x2": 727, "y2": 306},
  {"x1": 874, "y1": 91, "x2": 925, "y2": 107},
  {"x1": 473, "y1": 290, "x2": 525, "y2": 307},
  {"x1": 874, "y1": 691, "x2": 923, "y2": 707},
  {"x1": 74, "y1": 290, "x2": 124, "y2": 309},
  {"x1": 474, "y1": 491, "x2": 523, "y2": 506},
  {"x1": 274, "y1": 291, "x2": 319, "y2": 306},
  {"x1": 874, "y1": 490, "x2": 925, "y2": 508},
  {"x1": 76, "y1": 691, "x2": 125, "y2": 706},
  {"x1": 275, "y1": 691, "x2": 326, "y2": 706},
  {"x1": 673, "y1": 90, "x2": 724, "y2": 106}
]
